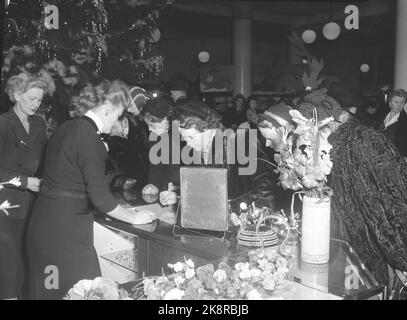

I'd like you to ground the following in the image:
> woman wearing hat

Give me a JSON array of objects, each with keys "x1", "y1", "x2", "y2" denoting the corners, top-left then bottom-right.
[
  {"x1": 256, "y1": 101, "x2": 298, "y2": 211},
  {"x1": 169, "y1": 74, "x2": 190, "y2": 107},
  {"x1": 159, "y1": 100, "x2": 284, "y2": 209},
  {"x1": 157, "y1": 100, "x2": 243, "y2": 205},
  {"x1": 295, "y1": 88, "x2": 407, "y2": 295},
  {"x1": 140, "y1": 96, "x2": 184, "y2": 202}
]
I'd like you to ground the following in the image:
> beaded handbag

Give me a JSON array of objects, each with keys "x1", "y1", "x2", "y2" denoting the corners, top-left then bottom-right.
[
  {"x1": 237, "y1": 225, "x2": 278, "y2": 247},
  {"x1": 233, "y1": 206, "x2": 281, "y2": 248}
]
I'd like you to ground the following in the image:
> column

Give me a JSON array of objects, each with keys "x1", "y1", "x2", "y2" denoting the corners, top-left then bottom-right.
[
  {"x1": 233, "y1": 3, "x2": 252, "y2": 97},
  {"x1": 394, "y1": 0, "x2": 407, "y2": 90}
]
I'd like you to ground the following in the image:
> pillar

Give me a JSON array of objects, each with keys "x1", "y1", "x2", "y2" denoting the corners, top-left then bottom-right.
[
  {"x1": 394, "y1": 0, "x2": 407, "y2": 90},
  {"x1": 233, "y1": 3, "x2": 252, "y2": 97}
]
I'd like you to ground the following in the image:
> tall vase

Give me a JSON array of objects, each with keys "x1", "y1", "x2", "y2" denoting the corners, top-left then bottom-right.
[{"x1": 301, "y1": 195, "x2": 331, "y2": 264}]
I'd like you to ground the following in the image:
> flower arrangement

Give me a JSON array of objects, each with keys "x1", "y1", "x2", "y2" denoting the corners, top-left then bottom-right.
[
  {"x1": 273, "y1": 109, "x2": 334, "y2": 199},
  {"x1": 64, "y1": 277, "x2": 132, "y2": 300},
  {"x1": 131, "y1": 248, "x2": 292, "y2": 300}
]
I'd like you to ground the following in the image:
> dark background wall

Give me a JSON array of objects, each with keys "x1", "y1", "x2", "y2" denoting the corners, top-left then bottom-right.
[{"x1": 155, "y1": 4, "x2": 396, "y2": 95}]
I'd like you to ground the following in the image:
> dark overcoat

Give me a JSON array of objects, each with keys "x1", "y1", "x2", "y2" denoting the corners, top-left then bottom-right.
[{"x1": 0, "y1": 108, "x2": 46, "y2": 219}]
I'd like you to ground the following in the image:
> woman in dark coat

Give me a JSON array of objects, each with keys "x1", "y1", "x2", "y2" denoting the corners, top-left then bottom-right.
[
  {"x1": 159, "y1": 100, "x2": 280, "y2": 208},
  {"x1": 377, "y1": 89, "x2": 406, "y2": 144},
  {"x1": 0, "y1": 72, "x2": 50, "y2": 299},
  {"x1": 141, "y1": 96, "x2": 183, "y2": 192},
  {"x1": 26, "y1": 80, "x2": 155, "y2": 300},
  {"x1": 296, "y1": 89, "x2": 407, "y2": 297}
]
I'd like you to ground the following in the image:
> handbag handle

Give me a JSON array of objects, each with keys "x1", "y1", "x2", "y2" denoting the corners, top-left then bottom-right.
[{"x1": 255, "y1": 214, "x2": 294, "y2": 259}]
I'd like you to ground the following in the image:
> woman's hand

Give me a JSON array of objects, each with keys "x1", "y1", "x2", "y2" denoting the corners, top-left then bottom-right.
[
  {"x1": 159, "y1": 182, "x2": 178, "y2": 206},
  {"x1": 106, "y1": 205, "x2": 155, "y2": 225},
  {"x1": 27, "y1": 177, "x2": 42, "y2": 192}
]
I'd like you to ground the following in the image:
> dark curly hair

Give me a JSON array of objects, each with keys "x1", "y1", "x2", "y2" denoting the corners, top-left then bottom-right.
[
  {"x1": 72, "y1": 80, "x2": 131, "y2": 116},
  {"x1": 173, "y1": 101, "x2": 224, "y2": 132}
]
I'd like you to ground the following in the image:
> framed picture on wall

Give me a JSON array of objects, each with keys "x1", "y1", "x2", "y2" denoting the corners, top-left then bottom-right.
[{"x1": 200, "y1": 65, "x2": 234, "y2": 93}]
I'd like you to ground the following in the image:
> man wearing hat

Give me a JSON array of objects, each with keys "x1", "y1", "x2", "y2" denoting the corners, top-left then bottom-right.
[
  {"x1": 169, "y1": 74, "x2": 191, "y2": 107},
  {"x1": 294, "y1": 88, "x2": 407, "y2": 293}
]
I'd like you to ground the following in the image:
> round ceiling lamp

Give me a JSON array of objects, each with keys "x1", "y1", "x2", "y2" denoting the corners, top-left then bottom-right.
[
  {"x1": 323, "y1": 21, "x2": 341, "y2": 40},
  {"x1": 198, "y1": 51, "x2": 210, "y2": 63},
  {"x1": 360, "y1": 64, "x2": 370, "y2": 73},
  {"x1": 302, "y1": 29, "x2": 316, "y2": 44}
]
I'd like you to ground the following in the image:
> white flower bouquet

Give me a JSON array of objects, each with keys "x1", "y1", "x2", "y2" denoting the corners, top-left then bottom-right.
[
  {"x1": 131, "y1": 248, "x2": 293, "y2": 300},
  {"x1": 64, "y1": 277, "x2": 132, "y2": 300},
  {"x1": 274, "y1": 109, "x2": 334, "y2": 198}
]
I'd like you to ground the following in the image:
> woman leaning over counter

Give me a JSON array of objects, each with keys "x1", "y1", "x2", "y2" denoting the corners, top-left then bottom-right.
[{"x1": 26, "y1": 80, "x2": 155, "y2": 300}]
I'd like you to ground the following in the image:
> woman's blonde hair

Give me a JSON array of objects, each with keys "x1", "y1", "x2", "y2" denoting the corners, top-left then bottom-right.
[
  {"x1": 6, "y1": 72, "x2": 52, "y2": 102},
  {"x1": 72, "y1": 80, "x2": 132, "y2": 116}
]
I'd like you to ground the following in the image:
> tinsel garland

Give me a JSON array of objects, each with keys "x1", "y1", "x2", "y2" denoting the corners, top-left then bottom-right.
[
  {"x1": 4, "y1": 0, "x2": 169, "y2": 79},
  {"x1": 328, "y1": 117, "x2": 407, "y2": 287}
]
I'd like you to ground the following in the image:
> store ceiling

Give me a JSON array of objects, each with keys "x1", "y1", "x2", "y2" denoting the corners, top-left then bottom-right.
[
  {"x1": 165, "y1": 0, "x2": 396, "y2": 44},
  {"x1": 172, "y1": 0, "x2": 394, "y2": 23}
]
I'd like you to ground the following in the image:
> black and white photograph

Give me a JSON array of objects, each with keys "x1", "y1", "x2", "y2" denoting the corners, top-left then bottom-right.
[{"x1": 1, "y1": 0, "x2": 407, "y2": 304}]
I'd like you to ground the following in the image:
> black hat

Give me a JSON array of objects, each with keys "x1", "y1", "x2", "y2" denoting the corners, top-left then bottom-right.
[
  {"x1": 169, "y1": 74, "x2": 188, "y2": 91},
  {"x1": 141, "y1": 96, "x2": 170, "y2": 119}
]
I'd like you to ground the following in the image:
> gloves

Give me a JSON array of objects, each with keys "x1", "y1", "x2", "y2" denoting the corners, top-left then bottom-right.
[
  {"x1": 142, "y1": 184, "x2": 159, "y2": 203},
  {"x1": 131, "y1": 209, "x2": 156, "y2": 225},
  {"x1": 159, "y1": 182, "x2": 178, "y2": 206}
]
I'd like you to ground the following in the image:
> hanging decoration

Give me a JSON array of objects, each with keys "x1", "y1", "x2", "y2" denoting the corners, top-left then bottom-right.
[
  {"x1": 360, "y1": 64, "x2": 370, "y2": 73},
  {"x1": 322, "y1": 21, "x2": 341, "y2": 40},
  {"x1": 302, "y1": 30, "x2": 316, "y2": 44},
  {"x1": 198, "y1": 51, "x2": 210, "y2": 63},
  {"x1": 322, "y1": 1, "x2": 341, "y2": 41}
]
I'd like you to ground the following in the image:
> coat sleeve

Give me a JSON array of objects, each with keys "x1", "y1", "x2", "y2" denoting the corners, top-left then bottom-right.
[
  {"x1": 395, "y1": 110, "x2": 407, "y2": 157},
  {"x1": 0, "y1": 121, "x2": 28, "y2": 189},
  {"x1": 76, "y1": 128, "x2": 119, "y2": 213}
]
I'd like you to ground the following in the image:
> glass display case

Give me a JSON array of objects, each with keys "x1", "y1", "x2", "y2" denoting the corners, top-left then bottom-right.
[{"x1": 94, "y1": 213, "x2": 385, "y2": 300}]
